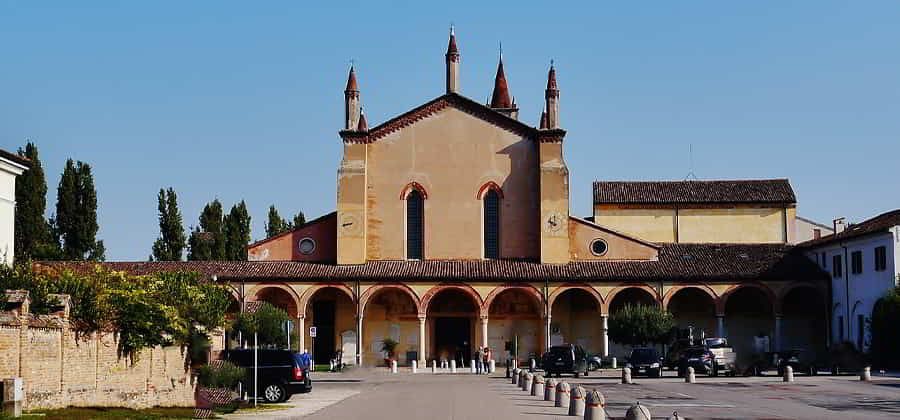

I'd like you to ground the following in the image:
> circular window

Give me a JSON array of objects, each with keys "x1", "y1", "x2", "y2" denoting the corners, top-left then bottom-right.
[
  {"x1": 298, "y1": 237, "x2": 316, "y2": 255},
  {"x1": 590, "y1": 239, "x2": 608, "y2": 256}
]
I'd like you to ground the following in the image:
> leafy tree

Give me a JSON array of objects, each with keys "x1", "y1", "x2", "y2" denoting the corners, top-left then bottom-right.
[
  {"x1": 230, "y1": 302, "x2": 291, "y2": 348},
  {"x1": 265, "y1": 205, "x2": 291, "y2": 238},
  {"x1": 151, "y1": 188, "x2": 186, "y2": 261},
  {"x1": 870, "y1": 286, "x2": 900, "y2": 368},
  {"x1": 223, "y1": 201, "x2": 251, "y2": 261},
  {"x1": 608, "y1": 303, "x2": 675, "y2": 347},
  {"x1": 14, "y1": 142, "x2": 59, "y2": 261},
  {"x1": 188, "y1": 200, "x2": 226, "y2": 261},
  {"x1": 291, "y1": 211, "x2": 306, "y2": 227},
  {"x1": 55, "y1": 159, "x2": 104, "y2": 260}
]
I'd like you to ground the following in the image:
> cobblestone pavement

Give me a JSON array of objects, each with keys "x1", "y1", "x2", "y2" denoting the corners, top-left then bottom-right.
[{"x1": 227, "y1": 368, "x2": 900, "y2": 419}]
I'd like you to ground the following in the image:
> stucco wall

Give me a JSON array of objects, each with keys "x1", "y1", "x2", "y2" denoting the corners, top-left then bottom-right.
[
  {"x1": 593, "y1": 206, "x2": 676, "y2": 243},
  {"x1": 247, "y1": 213, "x2": 337, "y2": 262},
  {"x1": 568, "y1": 217, "x2": 658, "y2": 261},
  {"x1": 364, "y1": 107, "x2": 539, "y2": 260}
]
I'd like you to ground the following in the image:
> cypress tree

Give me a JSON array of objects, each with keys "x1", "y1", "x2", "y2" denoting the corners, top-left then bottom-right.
[
  {"x1": 291, "y1": 211, "x2": 306, "y2": 227},
  {"x1": 151, "y1": 187, "x2": 186, "y2": 261},
  {"x1": 14, "y1": 142, "x2": 57, "y2": 261},
  {"x1": 188, "y1": 199, "x2": 225, "y2": 261},
  {"x1": 265, "y1": 205, "x2": 292, "y2": 238},
  {"x1": 223, "y1": 201, "x2": 251, "y2": 261},
  {"x1": 55, "y1": 159, "x2": 103, "y2": 261}
]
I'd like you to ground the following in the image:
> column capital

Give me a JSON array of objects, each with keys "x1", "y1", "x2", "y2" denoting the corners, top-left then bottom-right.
[
  {"x1": 715, "y1": 313, "x2": 725, "y2": 318},
  {"x1": 418, "y1": 315, "x2": 426, "y2": 323},
  {"x1": 479, "y1": 315, "x2": 489, "y2": 322}
]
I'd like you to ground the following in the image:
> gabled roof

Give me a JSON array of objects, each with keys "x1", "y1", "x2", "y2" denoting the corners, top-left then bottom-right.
[
  {"x1": 799, "y1": 209, "x2": 900, "y2": 248},
  {"x1": 593, "y1": 179, "x2": 796, "y2": 206},
  {"x1": 569, "y1": 216, "x2": 661, "y2": 250},
  {"x1": 340, "y1": 93, "x2": 538, "y2": 143},
  {"x1": 0, "y1": 149, "x2": 31, "y2": 169},
  {"x1": 36, "y1": 243, "x2": 826, "y2": 283},
  {"x1": 246, "y1": 212, "x2": 336, "y2": 249}
]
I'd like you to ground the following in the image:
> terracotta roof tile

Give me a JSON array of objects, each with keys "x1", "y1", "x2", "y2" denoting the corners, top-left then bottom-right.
[
  {"x1": 36, "y1": 244, "x2": 825, "y2": 283},
  {"x1": 1, "y1": 149, "x2": 31, "y2": 168},
  {"x1": 799, "y1": 209, "x2": 900, "y2": 247},
  {"x1": 593, "y1": 179, "x2": 796, "y2": 205}
]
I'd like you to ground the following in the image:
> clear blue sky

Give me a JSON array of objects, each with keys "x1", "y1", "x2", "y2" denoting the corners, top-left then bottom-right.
[{"x1": 2, "y1": 1, "x2": 898, "y2": 261}]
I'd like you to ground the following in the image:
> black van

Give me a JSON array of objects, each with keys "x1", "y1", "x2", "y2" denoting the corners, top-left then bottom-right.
[
  {"x1": 541, "y1": 344, "x2": 590, "y2": 378},
  {"x1": 224, "y1": 349, "x2": 311, "y2": 403}
]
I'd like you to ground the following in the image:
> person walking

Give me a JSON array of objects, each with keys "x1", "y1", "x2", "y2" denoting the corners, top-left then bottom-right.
[
  {"x1": 483, "y1": 347, "x2": 492, "y2": 374},
  {"x1": 475, "y1": 347, "x2": 484, "y2": 374}
]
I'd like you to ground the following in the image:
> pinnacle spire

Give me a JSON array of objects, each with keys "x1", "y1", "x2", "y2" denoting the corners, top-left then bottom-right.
[
  {"x1": 546, "y1": 60, "x2": 558, "y2": 92},
  {"x1": 446, "y1": 25, "x2": 459, "y2": 56},
  {"x1": 345, "y1": 63, "x2": 359, "y2": 92},
  {"x1": 357, "y1": 107, "x2": 368, "y2": 131},
  {"x1": 490, "y1": 52, "x2": 512, "y2": 109},
  {"x1": 540, "y1": 109, "x2": 548, "y2": 129}
]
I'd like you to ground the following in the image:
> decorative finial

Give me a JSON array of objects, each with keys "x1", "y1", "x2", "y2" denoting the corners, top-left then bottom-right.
[
  {"x1": 450, "y1": 23, "x2": 454, "y2": 35},
  {"x1": 499, "y1": 41, "x2": 503, "y2": 60},
  {"x1": 550, "y1": 58, "x2": 554, "y2": 68}
]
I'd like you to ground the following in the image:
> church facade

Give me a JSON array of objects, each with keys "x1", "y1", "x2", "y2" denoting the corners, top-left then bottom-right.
[{"x1": 45, "y1": 31, "x2": 829, "y2": 367}]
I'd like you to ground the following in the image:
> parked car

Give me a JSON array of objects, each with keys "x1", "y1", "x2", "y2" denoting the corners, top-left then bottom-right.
[
  {"x1": 677, "y1": 346, "x2": 716, "y2": 377},
  {"x1": 587, "y1": 354, "x2": 603, "y2": 371},
  {"x1": 626, "y1": 348, "x2": 662, "y2": 378},
  {"x1": 777, "y1": 349, "x2": 819, "y2": 376},
  {"x1": 224, "y1": 349, "x2": 311, "y2": 403},
  {"x1": 541, "y1": 344, "x2": 590, "y2": 378}
]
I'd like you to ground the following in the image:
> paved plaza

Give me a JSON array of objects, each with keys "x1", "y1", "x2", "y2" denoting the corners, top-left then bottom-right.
[{"x1": 228, "y1": 368, "x2": 900, "y2": 419}]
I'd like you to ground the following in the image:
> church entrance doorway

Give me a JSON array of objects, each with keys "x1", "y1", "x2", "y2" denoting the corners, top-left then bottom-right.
[
  {"x1": 434, "y1": 318, "x2": 471, "y2": 365},
  {"x1": 426, "y1": 288, "x2": 479, "y2": 366}
]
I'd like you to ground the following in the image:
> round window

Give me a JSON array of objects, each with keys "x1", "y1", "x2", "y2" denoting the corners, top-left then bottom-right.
[
  {"x1": 298, "y1": 238, "x2": 316, "y2": 255},
  {"x1": 590, "y1": 239, "x2": 608, "y2": 256}
]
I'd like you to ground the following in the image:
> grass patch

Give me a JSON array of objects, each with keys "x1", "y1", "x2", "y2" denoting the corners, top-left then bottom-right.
[
  {"x1": 231, "y1": 403, "x2": 294, "y2": 414},
  {"x1": 23, "y1": 407, "x2": 195, "y2": 420}
]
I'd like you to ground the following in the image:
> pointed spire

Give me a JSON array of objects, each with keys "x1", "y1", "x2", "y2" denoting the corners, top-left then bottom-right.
[
  {"x1": 490, "y1": 52, "x2": 512, "y2": 109},
  {"x1": 540, "y1": 109, "x2": 548, "y2": 129},
  {"x1": 546, "y1": 59, "x2": 558, "y2": 92},
  {"x1": 445, "y1": 26, "x2": 460, "y2": 93},
  {"x1": 345, "y1": 63, "x2": 359, "y2": 92},
  {"x1": 545, "y1": 60, "x2": 560, "y2": 129},
  {"x1": 357, "y1": 107, "x2": 368, "y2": 131},
  {"x1": 446, "y1": 25, "x2": 459, "y2": 56},
  {"x1": 344, "y1": 63, "x2": 361, "y2": 130}
]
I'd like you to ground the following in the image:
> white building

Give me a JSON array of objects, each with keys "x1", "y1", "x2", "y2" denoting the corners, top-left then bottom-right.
[
  {"x1": 0, "y1": 150, "x2": 29, "y2": 265},
  {"x1": 793, "y1": 216, "x2": 834, "y2": 244},
  {"x1": 800, "y1": 210, "x2": 900, "y2": 351}
]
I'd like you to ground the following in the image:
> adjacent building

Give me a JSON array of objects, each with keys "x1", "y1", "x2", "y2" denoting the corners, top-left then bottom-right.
[
  {"x1": 0, "y1": 149, "x2": 30, "y2": 265},
  {"x1": 40, "y1": 30, "x2": 829, "y2": 366},
  {"x1": 799, "y1": 210, "x2": 900, "y2": 351}
]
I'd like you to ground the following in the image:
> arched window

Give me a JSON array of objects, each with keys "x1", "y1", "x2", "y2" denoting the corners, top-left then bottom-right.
[
  {"x1": 483, "y1": 189, "x2": 500, "y2": 259},
  {"x1": 406, "y1": 189, "x2": 424, "y2": 259}
]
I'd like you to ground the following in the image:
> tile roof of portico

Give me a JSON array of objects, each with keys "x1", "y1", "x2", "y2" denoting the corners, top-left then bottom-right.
[
  {"x1": 593, "y1": 179, "x2": 797, "y2": 205},
  {"x1": 36, "y1": 243, "x2": 825, "y2": 283}
]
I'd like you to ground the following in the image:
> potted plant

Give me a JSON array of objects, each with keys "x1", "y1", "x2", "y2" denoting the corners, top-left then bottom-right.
[{"x1": 381, "y1": 338, "x2": 399, "y2": 365}]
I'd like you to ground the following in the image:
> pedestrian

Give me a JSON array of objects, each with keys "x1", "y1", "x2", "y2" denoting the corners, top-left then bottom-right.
[
  {"x1": 483, "y1": 347, "x2": 491, "y2": 375},
  {"x1": 299, "y1": 348, "x2": 312, "y2": 370},
  {"x1": 475, "y1": 347, "x2": 484, "y2": 374}
]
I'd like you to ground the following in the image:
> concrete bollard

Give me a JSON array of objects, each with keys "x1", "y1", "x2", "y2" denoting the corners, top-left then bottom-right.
[
  {"x1": 490, "y1": 359, "x2": 496, "y2": 373},
  {"x1": 685, "y1": 366, "x2": 696, "y2": 383},
  {"x1": 524, "y1": 372, "x2": 534, "y2": 392},
  {"x1": 432, "y1": 360, "x2": 438, "y2": 373},
  {"x1": 2, "y1": 377, "x2": 23, "y2": 418},
  {"x1": 861, "y1": 366, "x2": 872, "y2": 381},
  {"x1": 390, "y1": 360, "x2": 398, "y2": 374},
  {"x1": 545, "y1": 378, "x2": 558, "y2": 402},
  {"x1": 533, "y1": 374, "x2": 545, "y2": 397},
  {"x1": 610, "y1": 357, "x2": 617, "y2": 369},
  {"x1": 511, "y1": 358, "x2": 518, "y2": 370},
  {"x1": 471, "y1": 361, "x2": 477, "y2": 374},
  {"x1": 568, "y1": 385, "x2": 586, "y2": 416},
  {"x1": 450, "y1": 359, "x2": 457, "y2": 373},
  {"x1": 584, "y1": 389, "x2": 606, "y2": 420},
  {"x1": 556, "y1": 382, "x2": 571, "y2": 408},
  {"x1": 512, "y1": 368, "x2": 521, "y2": 385},
  {"x1": 530, "y1": 358, "x2": 537, "y2": 373},
  {"x1": 625, "y1": 402, "x2": 651, "y2": 420},
  {"x1": 622, "y1": 367, "x2": 633, "y2": 384},
  {"x1": 411, "y1": 360, "x2": 417, "y2": 373},
  {"x1": 520, "y1": 371, "x2": 529, "y2": 390},
  {"x1": 783, "y1": 365, "x2": 794, "y2": 382}
]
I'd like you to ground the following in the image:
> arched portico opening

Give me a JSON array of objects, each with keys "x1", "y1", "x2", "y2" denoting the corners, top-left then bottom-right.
[
  {"x1": 666, "y1": 287, "x2": 717, "y2": 344},
  {"x1": 607, "y1": 286, "x2": 660, "y2": 357},
  {"x1": 780, "y1": 286, "x2": 827, "y2": 356},
  {"x1": 302, "y1": 286, "x2": 356, "y2": 365},
  {"x1": 724, "y1": 285, "x2": 775, "y2": 362},
  {"x1": 550, "y1": 288, "x2": 602, "y2": 355},
  {"x1": 361, "y1": 287, "x2": 421, "y2": 366},
  {"x1": 424, "y1": 287, "x2": 481, "y2": 366},
  {"x1": 487, "y1": 288, "x2": 543, "y2": 364}
]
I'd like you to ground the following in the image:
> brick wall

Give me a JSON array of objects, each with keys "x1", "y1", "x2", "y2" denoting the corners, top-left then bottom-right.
[{"x1": 0, "y1": 302, "x2": 196, "y2": 410}]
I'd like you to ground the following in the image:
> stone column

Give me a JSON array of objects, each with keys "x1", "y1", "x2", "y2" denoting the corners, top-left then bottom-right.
[
  {"x1": 480, "y1": 316, "x2": 489, "y2": 350},
  {"x1": 544, "y1": 315, "x2": 552, "y2": 350},
  {"x1": 418, "y1": 316, "x2": 427, "y2": 365},
  {"x1": 774, "y1": 315, "x2": 783, "y2": 352},
  {"x1": 356, "y1": 315, "x2": 363, "y2": 366},
  {"x1": 601, "y1": 315, "x2": 609, "y2": 357},
  {"x1": 716, "y1": 314, "x2": 726, "y2": 338},
  {"x1": 298, "y1": 315, "x2": 305, "y2": 353}
]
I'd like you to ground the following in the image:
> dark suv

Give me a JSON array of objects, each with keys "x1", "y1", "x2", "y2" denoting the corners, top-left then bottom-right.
[
  {"x1": 541, "y1": 344, "x2": 590, "y2": 378},
  {"x1": 224, "y1": 349, "x2": 311, "y2": 403}
]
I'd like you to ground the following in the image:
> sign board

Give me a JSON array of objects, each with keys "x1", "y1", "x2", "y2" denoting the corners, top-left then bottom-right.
[{"x1": 309, "y1": 326, "x2": 317, "y2": 338}]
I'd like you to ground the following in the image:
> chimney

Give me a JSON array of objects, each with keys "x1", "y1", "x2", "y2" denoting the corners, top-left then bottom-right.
[
  {"x1": 833, "y1": 217, "x2": 847, "y2": 234},
  {"x1": 813, "y1": 228, "x2": 822, "y2": 240}
]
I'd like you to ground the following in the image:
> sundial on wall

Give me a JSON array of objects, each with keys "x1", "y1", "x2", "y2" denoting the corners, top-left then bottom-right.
[
  {"x1": 543, "y1": 211, "x2": 565, "y2": 233},
  {"x1": 340, "y1": 212, "x2": 362, "y2": 236}
]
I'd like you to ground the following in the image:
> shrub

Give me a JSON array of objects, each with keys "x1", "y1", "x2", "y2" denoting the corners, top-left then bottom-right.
[
  {"x1": 229, "y1": 302, "x2": 291, "y2": 348},
  {"x1": 870, "y1": 287, "x2": 900, "y2": 368},
  {"x1": 198, "y1": 361, "x2": 245, "y2": 389},
  {"x1": 608, "y1": 303, "x2": 675, "y2": 347}
]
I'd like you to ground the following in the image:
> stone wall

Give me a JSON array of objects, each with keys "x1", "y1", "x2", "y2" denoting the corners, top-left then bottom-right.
[{"x1": 0, "y1": 292, "x2": 195, "y2": 410}]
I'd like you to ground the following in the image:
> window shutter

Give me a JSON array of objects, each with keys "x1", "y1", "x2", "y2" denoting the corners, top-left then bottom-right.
[
  {"x1": 484, "y1": 190, "x2": 500, "y2": 259},
  {"x1": 407, "y1": 190, "x2": 424, "y2": 259}
]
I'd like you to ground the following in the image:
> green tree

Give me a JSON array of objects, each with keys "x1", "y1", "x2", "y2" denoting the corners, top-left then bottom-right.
[
  {"x1": 870, "y1": 286, "x2": 900, "y2": 368},
  {"x1": 230, "y1": 302, "x2": 291, "y2": 348},
  {"x1": 14, "y1": 142, "x2": 59, "y2": 261},
  {"x1": 291, "y1": 211, "x2": 306, "y2": 227},
  {"x1": 151, "y1": 188, "x2": 186, "y2": 261},
  {"x1": 223, "y1": 201, "x2": 251, "y2": 261},
  {"x1": 265, "y1": 205, "x2": 292, "y2": 238},
  {"x1": 55, "y1": 159, "x2": 104, "y2": 260},
  {"x1": 608, "y1": 303, "x2": 675, "y2": 347},
  {"x1": 188, "y1": 199, "x2": 226, "y2": 261}
]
